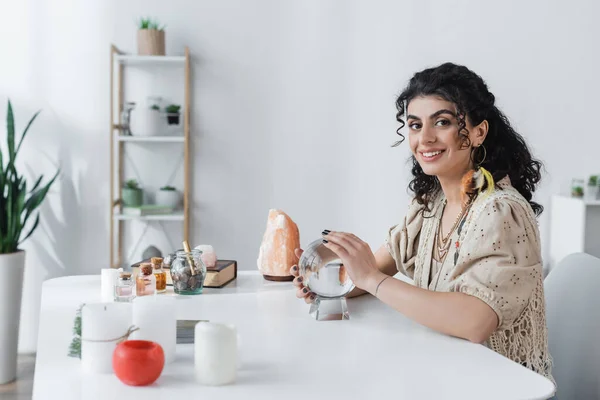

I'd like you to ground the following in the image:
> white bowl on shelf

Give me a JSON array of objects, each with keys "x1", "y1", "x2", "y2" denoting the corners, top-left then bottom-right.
[{"x1": 155, "y1": 189, "x2": 182, "y2": 209}]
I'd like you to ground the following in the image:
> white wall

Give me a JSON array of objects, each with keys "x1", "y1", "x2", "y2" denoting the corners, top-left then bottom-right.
[{"x1": 1, "y1": 0, "x2": 598, "y2": 352}]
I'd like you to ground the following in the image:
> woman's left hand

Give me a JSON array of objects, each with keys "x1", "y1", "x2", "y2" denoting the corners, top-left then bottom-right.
[{"x1": 321, "y1": 230, "x2": 382, "y2": 292}]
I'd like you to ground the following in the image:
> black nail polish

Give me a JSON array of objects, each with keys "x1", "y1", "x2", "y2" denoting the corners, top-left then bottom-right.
[
  {"x1": 310, "y1": 294, "x2": 316, "y2": 300},
  {"x1": 322, "y1": 230, "x2": 331, "y2": 235},
  {"x1": 297, "y1": 277, "x2": 303, "y2": 282},
  {"x1": 322, "y1": 239, "x2": 329, "y2": 244},
  {"x1": 303, "y1": 288, "x2": 308, "y2": 293},
  {"x1": 292, "y1": 265, "x2": 298, "y2": 271}
]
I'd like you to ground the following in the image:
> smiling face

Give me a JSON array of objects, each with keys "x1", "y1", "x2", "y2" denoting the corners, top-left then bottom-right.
[{"x1": 407, "y1": 95, "x2": 487, "y2": 180}]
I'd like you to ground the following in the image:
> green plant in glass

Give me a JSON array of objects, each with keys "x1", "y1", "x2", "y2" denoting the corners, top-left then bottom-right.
[
  {"x1": 1, "y1": 100, "x2": 59, "y2": 254},
  {"x1": 588, "y1": 175, "x2": 598, "y2": 187},
  {"x1": 160, "y1": 185, "x2": 176, "y2": 191}
]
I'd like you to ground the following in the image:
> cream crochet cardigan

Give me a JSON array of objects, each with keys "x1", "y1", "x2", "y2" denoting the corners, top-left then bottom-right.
[{"x1": 385, "y1": 178, "x2": 554, "y2": 382}]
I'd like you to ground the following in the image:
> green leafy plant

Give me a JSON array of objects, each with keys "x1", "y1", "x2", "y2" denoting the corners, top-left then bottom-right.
[
  {"x1": 572, "y1": 186, "x2": 584, "y2": 197},
  {"x1": 150, "y1": 104, "x2": 160, "y2": 111},
  {"x1": 589, "y1": 175, "x2": 598, "y2": 187},
  {"x1": 123, "y1": 179, "x2": 140, "y2": 189},
  {"x1": 160, "y1": 185, "x2": 176, "y2": 191},
  {"x1": 138, "y1": 17, "x2": 165, "y2": 31},
  {"x1": 165, "y1": 104, "x2": 180, "y2": 113},
  {"x1": 0, "y1": 100, "x2": 59, "y2": 254}
]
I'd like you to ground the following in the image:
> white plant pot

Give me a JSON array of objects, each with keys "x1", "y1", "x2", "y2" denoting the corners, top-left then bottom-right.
[
  {"x1": 130, "y1": 108, "x2": 164, "y2": 136},
  {"x1": 155, "y1": 190, "x2": 182, "y2": 209},
  {"x1": 0, "y1": 251, "x2": 25, "y2": 384}
]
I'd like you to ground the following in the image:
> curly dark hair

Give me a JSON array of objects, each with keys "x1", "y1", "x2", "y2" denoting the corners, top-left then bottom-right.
[{"x1": 393, "y1": 62, "x2": 544, "y2": 215}]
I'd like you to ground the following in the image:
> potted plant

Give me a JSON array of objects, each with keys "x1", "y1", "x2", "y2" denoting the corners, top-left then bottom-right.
[
  {"x1": 571, "y1": 178, "x2": 584, "y2": 198},
  {"x1": 0, "y1": 100, "x2": 59, "y2": 384},
  {"x1": 121, "y1": 179, "x2": 143, "y2": 207},
  {"x1": 136, "y1": 17, "x2": 165, "y2": 56},
  {"x1": 164, "y1": 104, "x2": 181, "y2": 126},
  {"x1": 586, "y1": 175, "x2": 599, "y2": 200},
  {"x1": 155, "y1": 185, "x2": 181, "y2": 209}
]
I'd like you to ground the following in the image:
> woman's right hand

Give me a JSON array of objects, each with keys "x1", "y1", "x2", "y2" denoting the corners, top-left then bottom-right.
[{"x1": 290, "y1": 248, "x2": 316, "y2": 304}]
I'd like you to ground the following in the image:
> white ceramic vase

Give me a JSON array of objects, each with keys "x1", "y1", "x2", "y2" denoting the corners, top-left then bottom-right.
[
  {"x1": 155, "y1": 189, "x2": 181, "y2": 209},
  {"x1": 130, "y1": 108, "x2": 164, "y2": 136},
  {"x1": 0, "y1": 251, "x2": 25, "y2": 384}
]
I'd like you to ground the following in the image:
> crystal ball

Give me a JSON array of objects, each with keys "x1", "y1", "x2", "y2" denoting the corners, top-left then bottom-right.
[{"x1": 298, "y1": 239, "x2": 355, "y2": 298}]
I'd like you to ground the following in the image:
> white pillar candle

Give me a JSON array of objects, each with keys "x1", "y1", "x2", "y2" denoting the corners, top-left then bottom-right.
[
  {"x1": 100, "y1": 268, "x2": 121, "y2": 302},
  {"x1": 130, "y1": 296, "x2": 176, "y2": 364},
  {"x1": 194, "y1": 322, "x2": 237, "y2": 386},
  {"x1": 81, "y1": 302, "x2": 132, "y2": 374}
]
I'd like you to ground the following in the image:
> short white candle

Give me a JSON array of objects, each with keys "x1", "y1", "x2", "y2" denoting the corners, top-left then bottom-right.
[
  {"x1": 100, "y1": 268, "x2": 121, "y2": 302},
  {"x1": 194, "y1": 322, "x2": 237, "y2": 386},
  {"x1": 130, "y1": 296, "x2": 176, "y2": 364},
  {"x1": 81, "y1": 302, "x2": 132, "y2": 374}
]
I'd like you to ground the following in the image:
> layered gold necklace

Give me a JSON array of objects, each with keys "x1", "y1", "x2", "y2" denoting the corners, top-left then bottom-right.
[{"x1": 436, "y1": 198, "x2": 473, "y2": 261}]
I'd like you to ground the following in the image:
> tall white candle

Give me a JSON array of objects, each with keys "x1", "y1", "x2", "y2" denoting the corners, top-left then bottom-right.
[
  {"x1": 130, "y1": 296, "x2": 176, "y2": 364},
  {"x1": 100, "y1": 268, "x2": 121, "y2": 302},
  {"x1": 194, "y1": 322, "x2": 237, "y2": 386},
  {"x1": 81, "y1": 302, "x2": 132, "y2": 374}
]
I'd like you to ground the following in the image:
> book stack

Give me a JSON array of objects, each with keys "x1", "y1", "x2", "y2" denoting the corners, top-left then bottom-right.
[
  {"x1": 176, "y1": 320, "x2": 207, "y2": 344},
  {"x1": 205, "y1": 260, "x2": 237, "y2": 288}
]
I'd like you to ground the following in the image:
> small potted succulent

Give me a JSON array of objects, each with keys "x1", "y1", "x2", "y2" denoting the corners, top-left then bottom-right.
[
  {"x1": 586, "y1": 175, "x2": 599, "y2": 200},
  {"x1": 164, "y1": 104, "x2": 181, "y2": 125},
  {"x1": 137, "y1": 17, "x2": 165, "y2": 56},
  {"x1": 155, "y1": 185, "x2": 181, "y2": 209},
  {"x1": 122, "y1": 179, "x2": 143, "y2": 207}
]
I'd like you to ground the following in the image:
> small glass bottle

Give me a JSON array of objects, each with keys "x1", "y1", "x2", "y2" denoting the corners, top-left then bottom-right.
[
  {"x1": 136, "y1": 263, "x2": 157, "y2": 297},
  {"x1": 152, "y1": 257, "x2": 167, "y2": 294},
  {"x1": 114, "y1": 272, "x2": 135, "y2": 302}
]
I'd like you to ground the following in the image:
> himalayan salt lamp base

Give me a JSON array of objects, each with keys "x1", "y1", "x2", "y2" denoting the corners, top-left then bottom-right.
[
  {"x1": 262, "y1": 274, "x2": 294, "y2": 282},
  {"x1": 309, "y1": 296, "x2": 349, "y2": 321}
]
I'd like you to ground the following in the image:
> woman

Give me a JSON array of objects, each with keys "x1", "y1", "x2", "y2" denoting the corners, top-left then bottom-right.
[{"x1": 290, "y1": 62, "x2": 553, "y2": 381}]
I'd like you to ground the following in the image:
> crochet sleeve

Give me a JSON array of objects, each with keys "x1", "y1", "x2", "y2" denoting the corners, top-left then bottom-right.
[{"x1": 450, "y1": 197, "x2": 543, "y2": 329}]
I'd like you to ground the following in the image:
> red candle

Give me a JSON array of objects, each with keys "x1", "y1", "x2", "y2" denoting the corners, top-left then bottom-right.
[{"x1": 113, "y1": 340, "x2": 164, "y2": 386}]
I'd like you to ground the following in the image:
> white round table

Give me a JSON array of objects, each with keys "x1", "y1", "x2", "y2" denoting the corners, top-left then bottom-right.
[{"x1": 32, "y1": 272, "x2": 556, "y2": 399}]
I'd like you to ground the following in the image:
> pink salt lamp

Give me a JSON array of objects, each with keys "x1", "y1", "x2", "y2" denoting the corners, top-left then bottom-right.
[{"x1": 257, "y1": 209, "x2": 300, "y2": 281}]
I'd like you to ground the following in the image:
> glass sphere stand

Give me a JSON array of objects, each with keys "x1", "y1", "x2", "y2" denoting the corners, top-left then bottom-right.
[
  {"x1": 309, "y1": 295, "x2": 350, "y2": 321},
  {"x1": 299, "y1": 239, "x2": 355, "y2": 322}
]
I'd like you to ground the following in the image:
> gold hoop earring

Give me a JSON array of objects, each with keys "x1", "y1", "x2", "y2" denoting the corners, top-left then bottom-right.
[{"x1": 471, "y1": 145, "x2": 486, "y2": 167}]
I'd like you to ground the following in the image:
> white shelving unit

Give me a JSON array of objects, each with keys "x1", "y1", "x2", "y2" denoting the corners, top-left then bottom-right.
[
  {"x1": 549, "y1": 194, "x2": 600, "y2": 269},
  {"x1": 109, "y1": 44, "x2": 191, "y2": 269},
  {"x1": 115, "y1": 55, "x2": 186, "y2": 65},
  {"x1": 113, "y1": 212, "x2": 185, "y2": 221},
  {"x1": 115, "y1": 136, "x2": 185, "y2": 143}
]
